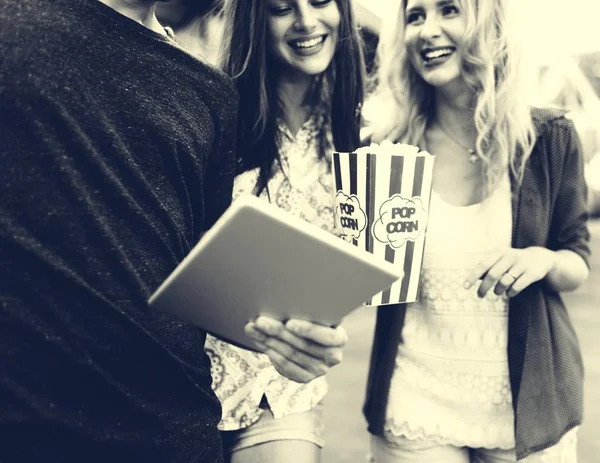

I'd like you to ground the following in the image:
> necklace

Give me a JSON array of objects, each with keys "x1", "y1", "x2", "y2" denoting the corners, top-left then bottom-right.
[{"x1": 434, "y1": 121, "x2": 479, "y2": 164}]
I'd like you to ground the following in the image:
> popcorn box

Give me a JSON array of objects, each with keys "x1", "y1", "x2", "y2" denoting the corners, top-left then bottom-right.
[{"x1": 332, "y1": 142, "x2": 435, "y2": 305}]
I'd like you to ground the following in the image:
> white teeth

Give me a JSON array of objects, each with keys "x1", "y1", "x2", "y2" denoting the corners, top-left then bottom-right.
[
  {"x1": 423, "y1": 48, "x2": 454, "y2": 60},
  {"x1": 293, "y1": 37, "x2": 325, "y2": 49}
]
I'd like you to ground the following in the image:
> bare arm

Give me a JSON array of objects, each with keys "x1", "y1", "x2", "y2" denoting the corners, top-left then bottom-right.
[{"x1": 545, "y1": 248, "x2": 590, "y2": 292}]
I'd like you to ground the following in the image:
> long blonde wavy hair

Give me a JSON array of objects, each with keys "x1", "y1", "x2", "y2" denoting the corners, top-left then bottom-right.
[{"x1": 368, "y1": 0, "x2": 536, "y2": 190}]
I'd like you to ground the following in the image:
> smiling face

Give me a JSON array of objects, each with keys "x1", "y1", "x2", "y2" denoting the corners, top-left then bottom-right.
[
  {"x1": 403, "y1": 0, "x2": 467, "y2": 92},
  {"x1": 267, "y1": 0, "x2": 340, "y2": 79}
]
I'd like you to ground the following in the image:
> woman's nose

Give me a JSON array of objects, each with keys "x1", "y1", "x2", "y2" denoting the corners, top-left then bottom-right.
[
  {"x1": 293, "y1": 4, "x2": 318, "y2": 32},
  {"x1": 420, "y1": 15, "x2": 442, "y2": 39}
]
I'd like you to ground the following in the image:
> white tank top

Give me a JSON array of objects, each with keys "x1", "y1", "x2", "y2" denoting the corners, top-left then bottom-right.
[{"x1": 384, "y1": 173, "x2": 516, "y2": 449}]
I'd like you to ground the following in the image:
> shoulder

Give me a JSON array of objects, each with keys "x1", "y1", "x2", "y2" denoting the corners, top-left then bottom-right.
[
  {"x1": 530, "y1": 106, "x2": 568, "y2": 124},
  {"x1": 531, "y1": 107, "x2": 581, "y2": 163},
  {"x1": 530, "y1": 107, "x2": 584, "y2": 182},
  {"x1": 187, "y1": 60, "x2": 238, "y2": 106},
  {"x1": 531, "y1": 107, "x2": 578, "y2": 140}
]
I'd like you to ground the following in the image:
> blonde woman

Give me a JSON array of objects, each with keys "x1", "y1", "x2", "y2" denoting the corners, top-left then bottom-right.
[{"x1": 363, "y1": 0, "x2": 590, "y2": 461}]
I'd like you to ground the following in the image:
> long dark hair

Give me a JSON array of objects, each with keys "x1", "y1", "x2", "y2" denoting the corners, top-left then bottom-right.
[{"x1": 221, "y1": 0, "x2": 365, "y2": 194}]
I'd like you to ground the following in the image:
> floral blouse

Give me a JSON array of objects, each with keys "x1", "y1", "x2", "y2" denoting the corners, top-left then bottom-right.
[{"x1": 204, "y1": 109, "x2": 338, "y2": 431}]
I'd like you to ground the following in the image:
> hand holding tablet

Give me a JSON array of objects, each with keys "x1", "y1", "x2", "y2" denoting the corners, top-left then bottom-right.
[
  {"x1": 245, "y1": 316, "x2": 348, "y2": 383},
  {"x1": 148, "y1": 195, "x2": 403, "y2": 351}
]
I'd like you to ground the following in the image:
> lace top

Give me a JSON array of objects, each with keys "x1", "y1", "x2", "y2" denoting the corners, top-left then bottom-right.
[
  {"x1": 385, "y1": 174, "x2": 516, "y2": 449},
  {"x1": 204, "y1": 109, "x2": 336, "y2": 431}
]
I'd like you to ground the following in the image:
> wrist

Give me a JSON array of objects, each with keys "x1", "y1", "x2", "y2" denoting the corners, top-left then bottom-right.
[
  {"x1": 542, "y1": 248, "x2": 589, "y2": 292},
  {"x1": 546, "y1": 248, "x2": 559, "y2": 274},
  {"x1": 541, "y1": 248, "x2": 559, "y2": 289}
]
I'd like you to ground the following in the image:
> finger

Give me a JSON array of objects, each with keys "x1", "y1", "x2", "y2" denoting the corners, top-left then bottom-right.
[
  {"x1": 264, "y1": 336, "x2": 330, "y2": 376},
  {"x1": 245, "y1": 322, "x2": 268, "y2": 345},
  {"x1": 493, "y1": 263, "x2": 527, "y2": 296},
  {"x1": 477, "y1": 254, "x2": 517, "y2": 298},
  {"x1": 250, "y1": 318, "x2": 345, "y2": 366},
  {"x1": 246, "y1": 324, "x2": 332, "y2": 380},
  {"x1": 249, "y1": 339, "x2": 268, "y2": 354},
  {"x1": 261, "y1": 341, "x2": 328, "y2": 383},
  {"x1": 505, "y1": 265, "x2": 526, "y2": 281},
  {"x1": 489, "y1": 260, "x2": 522, "y2": 296},
  {"x1": 259, "y1": 326, "x2": 343, "y2": 367},
  {"x1": 506, "y1": 272, "x2": 536, "y2": 298},
  {"x1": 493, "y1": 272, "x2": 518, "y2": 296},
  {"x1": 464, "y1": 251, "x2": 504, "y2": 289},
  {"x1": 253, "y1": 316, "x2": 286, "y2": 336},
  {"x1": 285, "y1": 319, "x2": 348, "y2": 348}
]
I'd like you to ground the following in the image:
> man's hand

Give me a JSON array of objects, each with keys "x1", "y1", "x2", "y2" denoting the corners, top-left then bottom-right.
[{"x1": 244, "y1": 316, "x2": 348, "y2": 383}]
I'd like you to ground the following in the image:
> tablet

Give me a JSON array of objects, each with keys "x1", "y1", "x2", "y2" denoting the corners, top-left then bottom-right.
[{"x1": 148, "y1": 195, "x2": 403, "y2": 351}]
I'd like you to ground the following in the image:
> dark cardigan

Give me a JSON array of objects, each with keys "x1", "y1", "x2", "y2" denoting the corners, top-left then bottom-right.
[{"x1": 363, "y1": 108, "x2": 591, "y2": 460}]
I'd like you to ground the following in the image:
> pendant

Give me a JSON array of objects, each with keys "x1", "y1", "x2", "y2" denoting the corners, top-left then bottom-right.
[{"x1": 468, "y1": 149, "x2": 478, "y2": 164}]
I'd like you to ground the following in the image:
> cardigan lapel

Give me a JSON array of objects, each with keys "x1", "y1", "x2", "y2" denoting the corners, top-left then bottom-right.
[
  {"x1": 507, "y1": 113, "x2": 549, "y2": 407},
  {"x1": 511, "y1": 115, "x2": 547, "y2": 248}
]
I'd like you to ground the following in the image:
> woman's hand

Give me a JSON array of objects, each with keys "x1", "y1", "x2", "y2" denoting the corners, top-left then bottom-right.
[
  {"x1": 464, "y1": 247, "x2": 557, "y2": 298},
  {"x1": 244, "y1": 316, "x2": 348, "y2": 383}
]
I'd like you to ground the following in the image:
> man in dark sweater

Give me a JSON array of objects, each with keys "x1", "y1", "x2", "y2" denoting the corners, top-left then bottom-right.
[{"x1": 0, "y1": 0, "x2": 347, "y2": 461}]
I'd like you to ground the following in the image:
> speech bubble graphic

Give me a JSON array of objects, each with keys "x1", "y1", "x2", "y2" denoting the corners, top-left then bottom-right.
[
  {"x1": 372, "y1": 194, "x2": 428, "y2": 249},
  {"x1": 334, "y1": 191, "x2": 367, "y2": 243}
]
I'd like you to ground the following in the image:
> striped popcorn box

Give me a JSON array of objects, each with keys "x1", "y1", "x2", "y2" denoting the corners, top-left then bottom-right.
[{"x1": 332, "y1": 142, "x2": 435, "y2": 305}]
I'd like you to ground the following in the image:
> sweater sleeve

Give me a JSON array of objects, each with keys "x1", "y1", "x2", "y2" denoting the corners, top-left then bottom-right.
[
  {"x1": 202, "y1": 96, "x2": 238, "y2": 231},
  {"x1": 547, "y1": 117, "x2": 591, "y2": 268}
]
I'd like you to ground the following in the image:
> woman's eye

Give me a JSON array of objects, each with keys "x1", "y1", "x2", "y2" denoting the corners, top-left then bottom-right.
[
  {"x1": 441, "y1": 4, "x2": 459, "y2": 16},
  {"x1": 269, "y1": 5, "x2": 292, "y2": 16},
  {"x1": 311, "y1": 0, "x2": 333, "y2": 7},
  {"x1": 406, "y1": 11, "x2": 425, "y2": 25}
]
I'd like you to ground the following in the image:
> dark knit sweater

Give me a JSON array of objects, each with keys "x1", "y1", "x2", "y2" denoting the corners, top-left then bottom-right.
[{"x1": 0, "y1": 0, "x2": 238, "y2": 461}]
